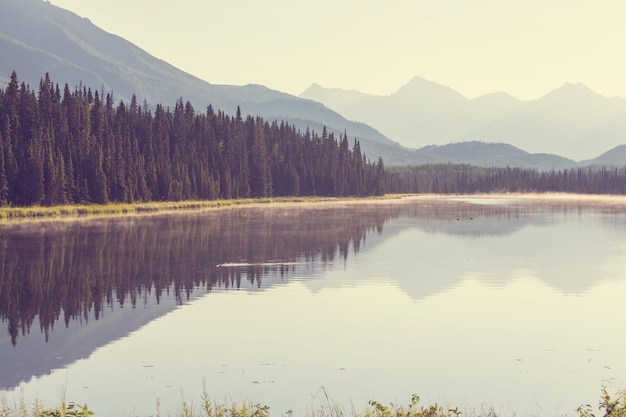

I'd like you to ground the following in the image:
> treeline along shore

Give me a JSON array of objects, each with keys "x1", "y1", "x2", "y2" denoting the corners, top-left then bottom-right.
[
  {"x1": 0, "y1": 71, "x2": 384, "y2": 207},
  {"x1": 1, "y1": 70, "x2": 626, "y2": 209}
]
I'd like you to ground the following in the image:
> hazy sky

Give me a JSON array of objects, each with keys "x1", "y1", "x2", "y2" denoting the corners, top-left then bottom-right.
[{"x1": 49, "y1": 0, "x2": 626, "y2": 100}]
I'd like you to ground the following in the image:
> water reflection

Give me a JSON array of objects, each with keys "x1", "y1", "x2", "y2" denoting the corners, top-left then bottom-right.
[
  {"x1": 0, "y1": 205, "x2": 390, "y2": 346},
  {"x1": 0, "y1": 203, "x2": 398, "y2": 390},
  {"x1": 1, "y1": 196, "x2": 626, "y2": 413}
]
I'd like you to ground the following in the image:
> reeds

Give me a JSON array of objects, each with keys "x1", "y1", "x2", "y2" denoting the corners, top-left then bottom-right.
[
  {"x1": 0, "y1": 194, "x2": 424, "y2": 222},
  {"x1": 2, "y1": 386, "x2": 625, "y2": 417},
  {"x1": 0, "y1": 197, "x2": 334, "y2": 222}
]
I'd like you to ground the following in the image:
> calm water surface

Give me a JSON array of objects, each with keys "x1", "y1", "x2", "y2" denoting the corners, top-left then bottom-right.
[{"x1": 1, "y1": 196, "x2": 626, "y2": 416}]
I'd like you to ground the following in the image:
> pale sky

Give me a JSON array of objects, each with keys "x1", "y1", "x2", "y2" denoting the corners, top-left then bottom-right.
[{"x1": 49, "y1": 0, "x2": 626, "y2": 100}]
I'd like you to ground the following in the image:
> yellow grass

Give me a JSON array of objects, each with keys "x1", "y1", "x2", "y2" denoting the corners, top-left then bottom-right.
[{"x1": 1, "y1": 192, "x2": 626, "y2": 223}]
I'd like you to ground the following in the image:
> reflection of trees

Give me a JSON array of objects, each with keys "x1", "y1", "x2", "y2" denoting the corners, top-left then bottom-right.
[
  {"x1": 3, "y1": 199, "x2": 618, "y2": 346},
  {"x1": 0, "y1": 205, "x2": 396, "y2": 346}
]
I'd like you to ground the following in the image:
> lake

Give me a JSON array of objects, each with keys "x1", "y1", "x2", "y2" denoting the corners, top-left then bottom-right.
[{"x1": 1, "y1": 195, "x2": 625, "y2": 417}]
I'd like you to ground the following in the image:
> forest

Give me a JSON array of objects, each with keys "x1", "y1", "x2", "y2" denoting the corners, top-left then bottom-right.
[
  {"x1": 1, "y1": 70, "x2": 625, "y2": 208},
  {"x1": 0, "y1": 71, "x2": 384, "y2": 207},
  {"x1": 387, "y1": 163, "x2": 626, "y2": 195}
]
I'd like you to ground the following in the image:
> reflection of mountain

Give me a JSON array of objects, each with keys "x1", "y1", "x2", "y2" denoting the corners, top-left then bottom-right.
[
  {"x1": 1, "y1": 199, "x2": 624, "y2": 390},
  {"x1": 0, "y1": 291, "x2": 186, "y2": 391},
  {"x1": 386, "y1": 217, "x2": 608, "y2": 302},
  {"x1": 298, "y1": 200, "x2": 626, "y2": 302}
]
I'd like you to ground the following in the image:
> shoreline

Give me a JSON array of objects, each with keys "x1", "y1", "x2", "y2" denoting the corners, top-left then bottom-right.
[{"x1": 1, "y1": 192, "x2": 626, "y2": 224}]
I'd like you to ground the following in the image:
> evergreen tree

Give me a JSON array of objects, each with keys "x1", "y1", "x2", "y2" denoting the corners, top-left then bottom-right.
[
  {"x1": 0, "y1": 71, "x2": 393, "y2": 207},
  {"x1": 248, "y1": 117, "x2": 270, "y2": 197},
  {"x1": 0, "y1": 129, "x2": 8, "y2": 205}
]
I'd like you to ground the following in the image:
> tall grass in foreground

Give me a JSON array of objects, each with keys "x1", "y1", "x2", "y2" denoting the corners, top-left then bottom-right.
[{"x1": 1, "y1": 386, "x2": 625, "y2": 417}]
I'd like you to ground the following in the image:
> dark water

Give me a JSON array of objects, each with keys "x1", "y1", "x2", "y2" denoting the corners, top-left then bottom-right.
[{"x1": 1, "y1": 197, "x2": 625, "y2": 416}]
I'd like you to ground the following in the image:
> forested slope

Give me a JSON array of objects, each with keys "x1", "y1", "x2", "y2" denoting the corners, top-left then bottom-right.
[{"x1": 0, "y1": 72, "x2": 384, "y2": 207}]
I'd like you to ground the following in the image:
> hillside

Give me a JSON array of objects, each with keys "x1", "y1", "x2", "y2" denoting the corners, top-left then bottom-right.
[
  {"x1": 0, "y1": 0, "x2": 405, "y2": 163},
  {"x1": 579, "y1": 144, "x2": 626, "y2": 167},
  {"x1": 410, "y1": 142, "x2": 576, "y2": 170}
]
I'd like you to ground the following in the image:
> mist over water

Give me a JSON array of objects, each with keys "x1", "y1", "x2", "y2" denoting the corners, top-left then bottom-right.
[{"x1": 1, "y1": 197, "x2": 625, "y2": 416}]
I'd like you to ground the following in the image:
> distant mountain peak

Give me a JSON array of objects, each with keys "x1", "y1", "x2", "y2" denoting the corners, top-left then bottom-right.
[
  {"x1": 394, "y1": 75, "x2": 467, "y2": 101},
  {"x1": 398, "y1": 75, "x2": 445, "y2": 90},
  {"x1": 471, "y1": 91, "x2": 525, "y2": 109},
  {"x1": 303, "y1": 82, "x2": 323, "y2": 90},
  {"x1": 300, "y1": 82, "x2": 335, "y2": 96},
  {"x1": 474, "y1": 91, "x2": 519, "y2": 100},
  {"x1": 560, "y1": 81, "x2": 594, "y2": 92},
  {"x1": 539, "y1": 81, "x2": 601, "y2": 101},
  {"x1": 301, "y1": 82, "x2": 370, "y2": 96}
]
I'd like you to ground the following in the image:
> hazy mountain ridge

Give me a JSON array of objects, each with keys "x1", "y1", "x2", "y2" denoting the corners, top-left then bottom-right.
[
  {"x1": 410, "y1": 141, "x2": 576, "y2": 170},
  {"x1": 0, "y1": 0, "x2": 404, "y2": 163},
  {"x1": 578, "y1": 144, "x2": 626, "y2": 167},
  {"x1": 300, "y1": 77, "x2": 526, "y2": 151},
  {"x1": 301, "y1": 78, "x2": 626, "y2": 162},
  {"x1": 2, "y1": 0, "x2": 623, "y2": 169}
]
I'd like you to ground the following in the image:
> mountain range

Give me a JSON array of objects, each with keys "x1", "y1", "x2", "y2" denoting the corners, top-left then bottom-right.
[
  {"x1": 0, "y1": 0, "x2": 404, "y2": 162},
  {"x1": 300, "y1": 77, "x2": 626, "y2": 162},
  {"x1": 1, "y1": 0, "x2": 625, "y2": 169}
]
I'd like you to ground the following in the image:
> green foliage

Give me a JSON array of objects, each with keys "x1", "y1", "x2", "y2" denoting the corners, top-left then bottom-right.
[
  {"x1": 39, "y1": 402, "x2": 94, "y2": 417},
  {"x1": 577, "y1": 386, "x2": 626, "y2": 417},
  {"x1": 0, "y1": 398, "x2": 93, "y2": 417},
  {"x1": 363, "y1": 395, "x2": 462, "y2": 417},
  {"x1": 2, "y1": 387, "x2": 626, "y2": 417},
  {"x1": 169, "y1": 399, "x2": 270, "y2": 417}
]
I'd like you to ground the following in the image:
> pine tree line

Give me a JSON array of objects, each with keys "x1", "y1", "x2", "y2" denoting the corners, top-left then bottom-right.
[
  {"x1": 0, "y1": 71, "x2": 385, "y2": 207},
  {"x1": 386, "y1": 164, "x2": 626, "y2": 195}
]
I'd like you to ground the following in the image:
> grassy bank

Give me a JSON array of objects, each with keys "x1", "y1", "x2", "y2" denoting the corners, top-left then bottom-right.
[
  {"x1": 0, "y1": 195, "x2": 416, "y2": 222},
  {"x1": 1, "y1": 387, "x2": 625, "y2": 417},
  {"x1": 0, "y1": 197, "x2": 334, "y2": 221},
  {"x1": 0, "y1": 198, "x2": 288, "y2": 220}
]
